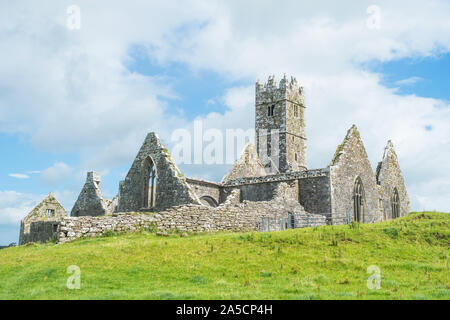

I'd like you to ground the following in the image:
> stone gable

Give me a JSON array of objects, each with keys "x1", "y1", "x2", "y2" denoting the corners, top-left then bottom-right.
[
  {"x1": 117, "y1": 132, "x2": 200, "y2": 212},
  {"x1": 71, "y1": 172, "x2": 116, "y2": 217},
  {"x1": 221, "y1": 142, "x2": 267, "y2": 184},
  {"x1": 329, "y1": 125, "x2": 382, "y2": 223},
  {"x1": 19, "y1": 193, "x2": 68, "y2": 245},
  {"x1": 376, "y1": 141, "x2": 411, "y2": 219}
]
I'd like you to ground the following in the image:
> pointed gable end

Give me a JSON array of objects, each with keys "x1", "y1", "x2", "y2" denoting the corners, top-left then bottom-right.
[
  {"x1": 221, "y1": 142, "x2": 267, "y2": 184},
  {"x1": 117, "y1": 132, "x2": 200, "y2": 212},
  {"x1": 329, "y1": 125, "x2": 382, "y2": 223},
  {"x1": 377, "y1": 140, "x2": 410, "y2": 219},
  {"x1": 19, "y1": 193, "x2": 68, "y2": 245}
]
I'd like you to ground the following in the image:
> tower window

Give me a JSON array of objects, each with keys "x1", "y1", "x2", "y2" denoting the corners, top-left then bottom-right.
[
  {"x1": 267, "y1": 138, "x2": 271, "y2": 156},
  {"x1": 295, "y1": 153, "x2": 298, "y2": 161},
  {"x1": 267, "y1": 104, "x2": 275, "y2": 116},
  {"x1": 294, "y1": 104, "x2": 299, "y2": 117}
]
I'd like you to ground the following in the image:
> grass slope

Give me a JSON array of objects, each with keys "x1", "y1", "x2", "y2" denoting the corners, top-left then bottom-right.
[{"x1": 0, "y1": 212, "x2": 448, "y2": 300}]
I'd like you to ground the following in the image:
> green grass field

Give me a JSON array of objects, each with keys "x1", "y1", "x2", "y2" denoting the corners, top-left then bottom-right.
[{"x1": 0, "y1": 211, "x2": 448, "y2": 300}]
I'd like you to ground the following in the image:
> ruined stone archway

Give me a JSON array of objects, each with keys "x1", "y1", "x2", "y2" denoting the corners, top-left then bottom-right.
[{"x1": 200, "y1": 196, "x2": 218, "y2": 207}]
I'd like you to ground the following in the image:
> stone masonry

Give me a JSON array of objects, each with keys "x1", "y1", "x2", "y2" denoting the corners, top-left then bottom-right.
[
  {"x1": 376, "y1": 141, "x2": 411, "y2": 219},
  {"x1": 255, "y1": 75, "x2": 307, "y2": 173},
  {"x1": 58, "y1": 184, "x2": 326, "y2": 244},
  {"x1": 71, "y1": 172, "x2": 117, "y2": 217},
  {"x1": 329, "y1": 125, "x2": 382, "y2": 223},
  {"x1": 117, "y1": 132, "x2": 200, "y2": 212},
  {"x1": 19, "y1": 193, "x2": 68, "y2": 245},
  {"x1": 19, "y1": 75, "x2": 410, "y2": 245}
]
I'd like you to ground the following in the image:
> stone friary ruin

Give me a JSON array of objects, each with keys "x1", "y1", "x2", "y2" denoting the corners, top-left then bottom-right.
[{"x1": 19, "y1": 75, "x2": 410, "y2": 245}]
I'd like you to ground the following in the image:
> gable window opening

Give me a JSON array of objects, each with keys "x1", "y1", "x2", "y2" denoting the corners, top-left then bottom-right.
[
  {"x1": 46, "y1": 209, "x2": 54, "y2": 217},
  {"x1": 353, "y1": 177, "x2": 364, "y2": 223},
  {"x1": 392, "y1": 188, "x2": 400, "y2": 219},
  {"x1": 267, "y1": 104, "x2": 275, "y2": 116}
]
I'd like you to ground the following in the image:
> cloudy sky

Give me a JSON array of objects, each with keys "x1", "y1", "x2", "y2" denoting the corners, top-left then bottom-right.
[{"x1": 1, "y1": 0, "x2": 449, "y2": 244}]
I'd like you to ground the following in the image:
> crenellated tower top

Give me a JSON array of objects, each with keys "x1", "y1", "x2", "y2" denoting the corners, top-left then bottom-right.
[
  {"x1": 255, "y1": 74, "x2": 307, "y2": 173},
  {"x1": 256, "y1": 74, "x2": 305, "y2": 107}
]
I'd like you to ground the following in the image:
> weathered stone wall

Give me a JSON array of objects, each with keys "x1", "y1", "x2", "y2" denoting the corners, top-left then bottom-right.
[
  {"x1": 224, "y1": 168, "x2": 328, "y2": 186},
  {"x1": 186, "y1": 178, "x2": 221, "y2": 207},
  {"x1": 19, "y1": 193, "x2": 68, "y2": 245},
  {"x1": 298, "y1": 171, "x2": 332, "y2": 214},
  {"x1": 58, "y1": 184, "x2": 327, "y2": 244},
  {"x1": 117, "y1": 132, "x2": 200, "y2": 212},
  {"x1": 329, "y1": 126, "x2": 382, "y2": 223},
  {"x1": 260, "y1": 213, "x2": 327, "y2": 232},
  {"x1": 21, "y1": 221, "x2": 61, "y2": 244},
  {"x1": 232, "y1": 182, "x2": 280, "y2": 202},
  {"x1": 376, "y1": 141, "x2": 411, "y2": 219},
  {"x1": 71, "y1": 172, "x2": 115, "y2": 217},
  {"x1": 255, "y1": 75, "x2": 307, "y2": 173}
]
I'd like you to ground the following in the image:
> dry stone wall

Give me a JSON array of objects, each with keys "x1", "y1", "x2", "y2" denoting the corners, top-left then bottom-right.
[{"x1": 58, "y1": 184, "x2": 327, "y2": 244}]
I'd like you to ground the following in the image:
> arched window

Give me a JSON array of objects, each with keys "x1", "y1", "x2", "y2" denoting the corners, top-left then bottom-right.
[
  {"x1": 267, "y1": 104, "x2": 275, "y2": 116},
  {"x1": 353, "y1": 177, "x2": 364, "y2": 222},
  {"x1": 200, "y1": 196, "x2": 218, "y2": 207},
  {"x1": 391, "y1": 188, "x2": 400, "y2": 219},
  {"x1": 143, "y1": 156, "x2": 157, "y2": 209}
]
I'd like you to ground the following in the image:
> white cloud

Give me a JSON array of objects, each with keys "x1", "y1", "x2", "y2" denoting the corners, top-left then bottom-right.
[
  {"x1": 8, "y1": 173, "x2": 29, "y2": 179},
  {"x1": 0, "y1": 1, "x2": 450, "y2": 213},
  {"x1": 40, "y1": 162, "x2": 74, "y2": 187},
  {"x1": 26, "y1": 171, "x2": 41, "y2": 174},
  {"x1": 0, "y1": 191, "x2": 43, "y2": 224},
  {"x1": 394, "y1": 76, "x2": 422, "y2": 86}
]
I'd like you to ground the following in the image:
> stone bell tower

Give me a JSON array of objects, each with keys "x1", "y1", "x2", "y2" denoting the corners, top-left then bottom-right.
[{"x1": 255, "y1": 74, "x2": 307, "y2": 173}]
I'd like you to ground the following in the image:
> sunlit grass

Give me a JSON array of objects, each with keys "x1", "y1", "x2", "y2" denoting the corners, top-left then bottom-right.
[{"x1": 0, "y1": 211, "x2": 448, "y2": 300}]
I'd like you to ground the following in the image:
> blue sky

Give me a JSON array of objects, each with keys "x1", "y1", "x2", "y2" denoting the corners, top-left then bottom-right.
[
  {"x1": 365, "y1": 54, "x2": 450, "y2": 102},
  {"x1": 1, "y1": 1, "x2": 450, "y2": 245}
]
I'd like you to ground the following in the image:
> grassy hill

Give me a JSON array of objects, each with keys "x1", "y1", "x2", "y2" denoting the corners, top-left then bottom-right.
[{"x1": 0, "y1": 211, "x2": 448, "y2": 300}]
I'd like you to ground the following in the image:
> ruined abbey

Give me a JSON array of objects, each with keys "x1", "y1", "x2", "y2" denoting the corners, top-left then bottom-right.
[{"x1": 19, "y1": 75, "x2": 410, "y2": 245}]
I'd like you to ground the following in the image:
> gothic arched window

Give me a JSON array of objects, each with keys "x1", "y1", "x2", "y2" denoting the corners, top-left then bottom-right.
[
  {"x1": 391, "y1": 188, "x2": 400, "y2": 219},
  {"x1": 143, "y1": 156, "x2": 157, "y2": 209},
  {"x1": 353, "y1": 177, "x2": 364, "y2": 222}
]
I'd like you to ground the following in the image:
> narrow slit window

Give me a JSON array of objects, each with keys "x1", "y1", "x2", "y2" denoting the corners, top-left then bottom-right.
[{"x1": 267, "y1": 104, "x2": 275, "y2": 116}]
